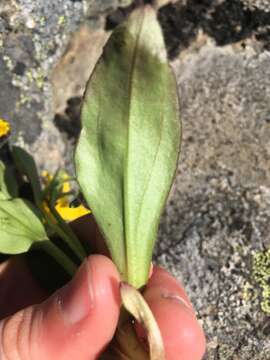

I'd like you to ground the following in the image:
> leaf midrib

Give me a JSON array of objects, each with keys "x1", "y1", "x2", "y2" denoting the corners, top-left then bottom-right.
[{"x1": 123, "y1": 9, "x2": 146, "y2": 282}]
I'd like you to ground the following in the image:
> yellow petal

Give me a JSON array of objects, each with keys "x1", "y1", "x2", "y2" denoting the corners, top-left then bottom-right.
[
  {"x1": 0, "y1": 119, "x2": 10, "y2": 137},
  {"x1": 55, "y1": 203, "x2": 91, "y2": 222},
  {"x1": 42, "y1": 170, "x2": 90, "y2": 223}
]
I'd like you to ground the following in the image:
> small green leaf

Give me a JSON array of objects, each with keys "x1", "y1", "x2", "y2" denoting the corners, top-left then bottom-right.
[
  {"x1": 12, "y1": 146, "x2": 42, "y2": 205},
  {"x1": 0, "y1": 198, "x2": 48, "y2": 254},
  {"x1": 0, "y1": 161, "x2": 18, "y2": 200},
  {"x1": 75, "y1": 6, "x2": 181, "y2": 287},
  {"x1": 0, "y1": 162, "x2": 11, "y2": 200}
]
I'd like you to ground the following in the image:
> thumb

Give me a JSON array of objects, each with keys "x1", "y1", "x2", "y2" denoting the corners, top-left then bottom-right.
[{"x1": 0, "y1": 255, "x2": 121, "y2": 360}]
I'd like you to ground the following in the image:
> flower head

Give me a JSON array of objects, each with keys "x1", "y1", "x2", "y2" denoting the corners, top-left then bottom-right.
[
  {"x1": 0, "y1": 119, "x2": 10, "y2": 137},
  {"x1": 42, "y1": 170, "x2": 90, "y2": 222}
]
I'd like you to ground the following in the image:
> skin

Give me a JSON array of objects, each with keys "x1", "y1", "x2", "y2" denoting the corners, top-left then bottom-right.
[{"x1": 0, "y1": 215, "x2": 206, "y2": 359}]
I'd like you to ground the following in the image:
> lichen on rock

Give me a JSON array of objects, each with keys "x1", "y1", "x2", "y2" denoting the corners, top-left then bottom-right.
[{"x1": 253, "y1": 249, "x2": 270, "y2": 314}]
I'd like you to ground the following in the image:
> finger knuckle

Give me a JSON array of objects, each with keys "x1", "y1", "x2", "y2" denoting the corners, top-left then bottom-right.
[{"x1": 0, "y1": 308, "x2": 34, "y2": 360}]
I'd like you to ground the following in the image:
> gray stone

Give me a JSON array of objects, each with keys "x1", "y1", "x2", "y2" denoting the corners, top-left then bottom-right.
[
  {"x1": 156, "y1": 177, "x2": 270, "y2": 359},
  {"x1": 0, "y1": 57, "x2": 20, "y2": 123},
  {"x1": 241, "y1": 0, "x2": 270, "y2": 12},
  {"x1": 86, "y1": 0, "x2": 133, "y2": 16},
  {"x1": 0, "y1": 0, "x2": 84, "y2": 163},
  {"x1": 174, "y1": 44, "x2": 270, "y2": 189},
  {"x1": 158, "y1": 0, "x2": 270, "y2": 57},
  {"x1": 155, "y1": 41, "x2": 270, "y2": 359},
  {"x1": 0, "y1": 0, "x2": 134, "y2": 168}
]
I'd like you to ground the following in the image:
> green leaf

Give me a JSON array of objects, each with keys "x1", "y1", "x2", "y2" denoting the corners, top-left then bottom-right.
[
  {"x1": 75, "y1": 6, "x2": 181, "y2": 288},
  {"x1": 0, "y1": 161, "x2": 18, "y2": 200},
  {"x1": 0, "y1": 161, "x2": 11, "y2": 200},
  {"x1": 0, "y1": 198, "x2": 48, "y2": 254},
  {"x1": 12, "y1": 146, "x2": 42, "y2": 205}
]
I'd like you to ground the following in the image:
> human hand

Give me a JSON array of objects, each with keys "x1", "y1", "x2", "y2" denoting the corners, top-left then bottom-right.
[{"x1": 0, "y1": 217, "x2": 206, "y2": 360}]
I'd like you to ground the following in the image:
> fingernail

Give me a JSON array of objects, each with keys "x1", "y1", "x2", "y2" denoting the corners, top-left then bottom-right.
[
  {"x1": 162, "y1": 293, "x2": 196, "y2": 315},
  {"x1": 58, "y1": 260, "x2": 94, "y2": 324}
]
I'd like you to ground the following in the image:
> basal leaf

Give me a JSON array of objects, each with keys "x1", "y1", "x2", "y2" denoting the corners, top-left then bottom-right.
[
  {"x1": 0, "y1": 161, "x2": 11, "y2": 200},
  {"x1": 0, "y1": 161, "x2": 18, "y2": 200},
  {"x1": 0, "y1": 198, "x2": 48, "y2": 254},
  {"x1": 12, "y1": 146, "x2": 42, "y2": 205},
  {"x1": 75, "y1": 6, "x2": 181, "y2": 288}
]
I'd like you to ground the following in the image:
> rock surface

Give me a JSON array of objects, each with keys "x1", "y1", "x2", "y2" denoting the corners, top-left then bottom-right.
[
  {"x1": 1, "y1": 0, "x2": 270, "y2": 359},
  {"x1": 0, "y1": 0, "x2": 85, "y2": 170}
]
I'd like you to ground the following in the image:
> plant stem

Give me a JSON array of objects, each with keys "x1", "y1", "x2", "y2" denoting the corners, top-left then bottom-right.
[
  {"x1": 49, "y1": 206, "x2": 86, "y2": 260},
  {"x1": 43, "y1": 206, "x2": 86, "y2": 262},
  {"x1": 39, "y1": 241, "x2": 77, "y2": 277}
]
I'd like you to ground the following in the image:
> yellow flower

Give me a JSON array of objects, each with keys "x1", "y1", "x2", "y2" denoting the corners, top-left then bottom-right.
[
  {"x1": 42, "y1": 170, "x2": 90, "y2": 222},
  {"x1": 0, "y1": 119, "x2": 10, "y2": 137},
  {"x1": 55, "y1": 203, "x2": 90, "y2": 222}
]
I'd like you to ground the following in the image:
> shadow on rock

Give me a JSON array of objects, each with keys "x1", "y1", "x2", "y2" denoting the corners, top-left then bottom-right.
[{"x1": 158, "y1": 0, "x2": 270, "y2": 58}]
